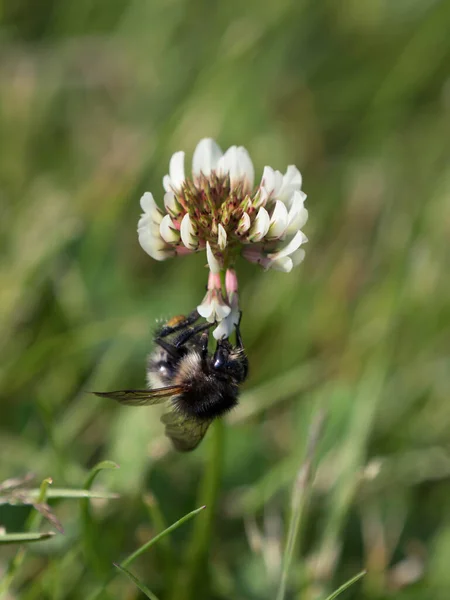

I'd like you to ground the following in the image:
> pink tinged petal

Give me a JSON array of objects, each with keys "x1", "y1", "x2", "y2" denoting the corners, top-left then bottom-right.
[
  {"x1": 241, "y1": 246, "x2": 265, "y2": 264},
  {"x1": 225, "y1": 268, "x2": 238, "y2": 294},
  {"x1": 237, "y1": 212, "x2": 251, "y2": 234},
  {"x1": 180, "y1": 213, "x2": 197, "y2": 250},
  {"x1": 206, "y1": 242, "x2": 221, "y2": 273},
  {"x1": 159, "y1": 214, "x2": 180, "y2": 244},
  {"x1": 248, "y1": 206, "x2": 270, "y2": 242},
  {"x1": 217, "y1": 224, "x2": 227, "y2": 250},
  {"x1": 214, "y1": 280, "x2": 240, "y2": 340},
  {"x1": 286, "y1": 190, "x2": 308, "y2": 234},
  {"x1": 164, "y1": 191, "x2": 182, "y2": 217},
  {"x1": 267, "y1": 200, "x2": 289, "y2": 240},
  {"x1": 192, "y1": 138, "x2": 223, "y2": 177},
  {"x1": 208, "y1": 271, "x2": 222, "y2": 291},
  {"x1": 176, "y1": 245, "x2": 193, "y2": 256}
]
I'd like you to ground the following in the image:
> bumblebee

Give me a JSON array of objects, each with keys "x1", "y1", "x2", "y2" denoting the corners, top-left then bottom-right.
[{"x1": 94, "y1": 310, "x2": 248, "y2": 451}]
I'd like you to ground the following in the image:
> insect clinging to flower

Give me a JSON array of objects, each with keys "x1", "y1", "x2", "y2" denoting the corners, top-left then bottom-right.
[
  {"x1": 95, "y1": 138, "x2": 309, "y2": 450},
  {"x1": 94, "y1": 309, "x2": 248, "y2": 451}
]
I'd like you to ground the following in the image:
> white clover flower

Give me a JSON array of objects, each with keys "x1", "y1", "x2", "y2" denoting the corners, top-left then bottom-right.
[
  {"x1": 137, "y1": 138, "x2": 309, "y2": 337},
  {"x1": 197, "y1": 271, "x2": 231, "y2": 324},
  {"x1": 212, "y1": 269, "x2": 240, "y2": 340}
]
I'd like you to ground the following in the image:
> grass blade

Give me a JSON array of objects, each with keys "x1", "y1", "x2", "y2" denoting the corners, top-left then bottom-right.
[
  {"x1": 144, "y1": 493, "x2": 173, "y2": 578},
  {"x1": 121, "y1": 505, "x2": 206, "y2": 567},
  {"x1": 27, "y1": 489, "x2": 119, "y2": 500},
  {"x1": 81, "y1": 460, "x2": 120, "y2": 576},
  {"x1": 276, "y1": 409, "x2": 326, "y2": 600},
  {"x1": 84, "y1": 460, "x2": 120, "y2": 490},
  {"x1": 0, "y1": 532, "x2": 55, "y2": 545},
  {"x1": 169, "y1": 419, "x2": 225, "y2": 600},
  {"x1": 86, "y1": 505, "x2": 206, "y2": 600},
  {"x1": 114, "y1": 563, "x2": 161, "y2": 600},
  {"x1": 323, "y1": 570, "x2": 366, "y2": 600}
]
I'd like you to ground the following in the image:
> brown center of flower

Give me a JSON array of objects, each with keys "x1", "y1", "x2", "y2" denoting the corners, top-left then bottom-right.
[{"x1": 174, "y1": 173, "x2": 260, "y2": 262}]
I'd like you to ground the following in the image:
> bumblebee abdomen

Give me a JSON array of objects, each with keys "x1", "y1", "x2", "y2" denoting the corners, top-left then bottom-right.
[{"x1": 174, "y1": 380, "x2": 239, "y2": 421}]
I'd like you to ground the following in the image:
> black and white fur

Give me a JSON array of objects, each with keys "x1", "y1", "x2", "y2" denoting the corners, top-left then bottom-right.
[{"x1": 147, "y1": 310, "x2": 248, "y2": 422}]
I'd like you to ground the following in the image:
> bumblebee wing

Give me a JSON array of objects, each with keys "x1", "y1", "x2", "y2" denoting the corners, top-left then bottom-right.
[
  {"x1": 161, "y1": 411, "x2": 212, "y2": 452},
  {"x1": 93, "y1": 386, "x2": 185, "y2": 406}
]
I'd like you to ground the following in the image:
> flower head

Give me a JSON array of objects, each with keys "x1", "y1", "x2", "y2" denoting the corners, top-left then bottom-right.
[
  {"x1": 138, "y1": 138, "x2": 308, "y2": 273},
  {"x1": 138, "y1": 138, "x2": 309, "y2": 337}
]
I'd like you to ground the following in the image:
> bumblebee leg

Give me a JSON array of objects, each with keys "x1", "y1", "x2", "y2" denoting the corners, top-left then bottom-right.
[
  {"x1": 155, "y1": 322, "x2": 214, "y2": 356},
  {"x1": 199, "y1": 331, "x2": 210, "y2": 358},
  {"x1": 154, "y1": 338, "x2": 181, "y2": 358},
  {"x1": 158, "y1": 309, "x2": 200, "y2": 339},
  {"x1": 234, "y1": 315, "x2": 249, "y2": 381},
  {"x1": 173, "y1": 322, "x2": 214, "y2": 348},
  {"x1": 235, "y1": 312, "x2": 244, "y2": 349}
]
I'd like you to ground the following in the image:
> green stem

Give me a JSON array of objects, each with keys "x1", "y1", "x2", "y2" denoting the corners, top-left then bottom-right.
[
  {"x1": 276, "y1": 410, "x2": 326, "y2": 600},
  {"x1": 169, "y1": 419, "x2": 225, "y2": 600}
]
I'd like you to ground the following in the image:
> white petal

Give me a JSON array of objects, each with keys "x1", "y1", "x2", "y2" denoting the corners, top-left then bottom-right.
[
  {"x1": 267, "y1": 200, "x2": 289, "y2": 239},
  {"x1": 180, "y1": 213, "x2": 197, "y2": 250},
  {"x1": 163, "y1": 175, "x2": 171, "y2": 192},
  {"x1": 277, "y1": 165, "x2": 302, "y2": 205},
  {"x1": 212, "y1": 297, "x2": 232, "y2": 320},
  {"x1": 197, "y1": 292, "x2": 231, "y2": 323},
  {"x1": 140, "y1": 192, "x2": 158, "y2": 214},
  {"x1": 235, "y1": 147, "x2": 255, "y2": 191},
  {"x1": 268, "y1": 256, "x2": 293, "y2": 272},
  {"x1": 213, "y1": 307, "x2": 240, "y2": 340},
  {"x1": 164, "y1": 191, "x2": 182, "y2": 216},
  {"x1": 138, "y1": 225, "x2": 173, "y2": 261},
  {"x1": 138, "y1": 210, "x2": 162, "y2": 233},
  {"x1": 269, "y1": 230, "x2": 306, "y2": 260},
  {"x1": 286, "y1": 190, "x2": 308, "y2": 234},
  {"x1": 206, "y1": 242, "x2": 221, "y2": 273},
  {"x1": 192, "y1": 138, "x2": 223, "y2": 177},
  {"x1": 237, "y1": 212, "x2": 251, "y2": 234},
  {"x1": 212, "y1": 319, "x2": 233, "y2": 340},
  {"x1": 217, "y1": 224, "x2": 227, "y2": 250},
  {"x1": 248, "y1": 207, "x2": 270, "y2": 242},
  {"x1": 159, "y1": 214, "x2": 180, "y2": 244},
  {"x1": 197, "y1": 296, "x2": 215, "y2": 320},
  {"x1": 218, "y1": 146, "x2": 254, "y2": 192},
  {"x1": 168, "y1": 151, "x2": 185, "y2": 191},
  {"x1": 291, "y1": 247, "x2": 306, "y2": 267},
  {"x1": 261, "y1": 166, "x2": 283, "y2": 196}
]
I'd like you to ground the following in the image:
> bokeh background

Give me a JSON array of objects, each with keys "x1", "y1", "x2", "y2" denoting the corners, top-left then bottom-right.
[{"x1": 1, "y1": 0, "x2": 450, "y2": 598}]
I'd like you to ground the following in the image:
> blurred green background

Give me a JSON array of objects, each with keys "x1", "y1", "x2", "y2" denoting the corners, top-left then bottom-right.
[{"x1": 1, "y1": 0, "x2": 450, "y2": 598}]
